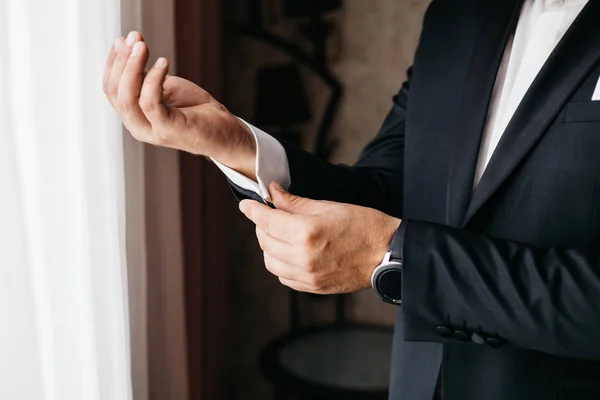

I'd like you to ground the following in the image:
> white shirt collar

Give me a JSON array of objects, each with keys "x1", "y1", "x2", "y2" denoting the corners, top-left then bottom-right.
[{"x1": 544, "y1": 0, "x2": 588, "y2": 10}]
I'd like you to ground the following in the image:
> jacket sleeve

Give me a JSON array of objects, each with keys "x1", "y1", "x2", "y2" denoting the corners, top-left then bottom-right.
[
  {"x1": 228, "y1": 69, "x2": 412, "y2": 219},
  {"x1": 402, "y1": 220, "x2": 600, "y2": 360}
]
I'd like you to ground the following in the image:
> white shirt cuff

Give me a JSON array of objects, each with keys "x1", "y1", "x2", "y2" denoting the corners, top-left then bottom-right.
[{"x1": 212, "y1": 119, "x2": 291, "y2": 201}]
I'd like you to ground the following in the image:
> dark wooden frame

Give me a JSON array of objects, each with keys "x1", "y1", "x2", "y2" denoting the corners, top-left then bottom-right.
[{"x1": 174, "y1": 0, "x2": 229, "y2": 398}]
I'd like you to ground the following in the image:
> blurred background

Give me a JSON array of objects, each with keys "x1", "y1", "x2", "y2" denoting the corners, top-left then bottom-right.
[{"x1": 220, "y1": 0, "x2": 430, "y2": 398}]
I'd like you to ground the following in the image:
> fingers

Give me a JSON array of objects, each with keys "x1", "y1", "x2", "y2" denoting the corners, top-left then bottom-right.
[
  {"x1": 256, "y1": 227, "x2": 299, "y2": 266},
  {"x1": 118, "y1": 40, "x2": 151, "y2": 130},
  {"x1": 103, "y1": 37, "x2": 122, "y2": 94},
  {"x1": 239, "y1": 200, "x2": 304, "y2": 243},
  {"x1": 139, "y1": 57, "x2": 171, "y2": 124},
  {"x1": 262, "y1": 252, "x2": 304, "y2": 282},
  {"x1": 269, "y1": 182, "x2": 320, "y2": 215},
  {"x1": 262, "y1": 242, "x2": 320, "y2": 293},
  {"x1": 107, "y1": 32, "x2": 142, "y2": 105}
]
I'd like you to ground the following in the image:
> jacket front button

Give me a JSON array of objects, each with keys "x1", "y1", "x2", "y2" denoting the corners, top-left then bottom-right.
[{"x1": 436, "y1": 325, "x2": 453, "y2": 338}]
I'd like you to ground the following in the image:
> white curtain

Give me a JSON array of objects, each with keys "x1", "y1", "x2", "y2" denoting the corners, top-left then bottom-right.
[{"x1": 0, "y1": 0, "x2": 133, "y2": 399}]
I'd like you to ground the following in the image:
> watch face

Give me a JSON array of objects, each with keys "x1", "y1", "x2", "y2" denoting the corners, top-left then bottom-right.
[
  {"x1": 372, "y1": 261, "x2": 402, "y2": 306},
  {"x1": 379, "y1": 269, "x2": 402, "y2": 300}
]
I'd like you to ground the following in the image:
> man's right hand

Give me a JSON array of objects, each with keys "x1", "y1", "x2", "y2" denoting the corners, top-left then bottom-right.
[{"x1": 103, "y1": 31, "x2": 257, "y2": 180}]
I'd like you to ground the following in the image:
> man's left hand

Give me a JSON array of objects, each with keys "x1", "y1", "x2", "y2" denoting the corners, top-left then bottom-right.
[{"x1": 239, "y1": 182, "x2": 402, "y2": 295}]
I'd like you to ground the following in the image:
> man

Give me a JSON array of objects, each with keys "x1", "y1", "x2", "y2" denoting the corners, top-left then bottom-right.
[{"x1": 103, "y1": 0, "x2": 600, "y2": 398}]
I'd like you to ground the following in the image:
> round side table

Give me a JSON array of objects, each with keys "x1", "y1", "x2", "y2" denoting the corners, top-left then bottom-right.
[{"x1": 260, "y1": 324, "x2": 394, "y2": 400}]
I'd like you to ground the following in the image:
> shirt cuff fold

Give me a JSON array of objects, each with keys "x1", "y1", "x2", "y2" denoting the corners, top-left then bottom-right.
[{"x1": 212, "y1": 119, "x2": 291, "y2": 201}]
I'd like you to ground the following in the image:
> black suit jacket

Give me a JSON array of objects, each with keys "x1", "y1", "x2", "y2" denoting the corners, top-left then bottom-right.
[{"x1": 229, "y1": 0, "x2": 600, "y2": 398}]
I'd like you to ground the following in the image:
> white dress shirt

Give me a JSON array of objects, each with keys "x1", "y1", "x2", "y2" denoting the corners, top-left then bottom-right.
[{"x1": 215, "y1": 0, "x2": 596, "y2": 200}]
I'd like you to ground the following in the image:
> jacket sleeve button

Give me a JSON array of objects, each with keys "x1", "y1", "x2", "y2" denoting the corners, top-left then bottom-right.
[
  {"x1": 486, "y1": 337, "x2": 505, "y2": 348},
  {"x1": 436, "y1": 325, "x2": 454, "y2": 338},
  {"x1": 471, "y1": 332, "x2": 486, "y2": 345}
]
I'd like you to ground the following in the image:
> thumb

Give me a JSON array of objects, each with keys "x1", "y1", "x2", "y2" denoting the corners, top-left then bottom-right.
[{"x1": 269, "y1": 182, "x2": 319, "y2": 215}]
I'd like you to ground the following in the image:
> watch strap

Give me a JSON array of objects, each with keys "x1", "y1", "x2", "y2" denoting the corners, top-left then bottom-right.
[{"x1": 388, "y1": 221, "x2": 407, "y2": 262}]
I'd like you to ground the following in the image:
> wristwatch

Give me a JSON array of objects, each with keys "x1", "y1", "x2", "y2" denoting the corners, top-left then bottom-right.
[{"x1": 371, "y1": 222, "x2": 406, "y2": 305}]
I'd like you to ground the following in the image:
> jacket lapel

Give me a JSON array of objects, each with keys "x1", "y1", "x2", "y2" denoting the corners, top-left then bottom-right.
[
  {"x1": 463, "y1": 0, "x2": 600, "y2": 226},
  {"x1": 445, "y1": 0, "x2": 525, "y2": 228}
]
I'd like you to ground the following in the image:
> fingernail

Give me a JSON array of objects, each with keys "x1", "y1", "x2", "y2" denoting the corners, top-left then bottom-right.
[
  {"x1": 126, "y1": 31, "x2": 137, "y2": 46},
  {"x1": 114, "y1": 37, "x2": 123, "y2": 50},
  {"x1": 239, "y1": 200, "x2": 248, "y2": 213},
  {"x1": 131, "y1": 42, "x2": 142, "y2": 57},
  {"x1": 155, "y1": 57, "x2": 167, "y2": 68}
]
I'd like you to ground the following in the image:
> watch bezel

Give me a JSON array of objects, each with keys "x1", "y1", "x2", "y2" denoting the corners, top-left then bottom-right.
[{"x1": 372, "y1": 260, "x2": 403, "y2": 305}]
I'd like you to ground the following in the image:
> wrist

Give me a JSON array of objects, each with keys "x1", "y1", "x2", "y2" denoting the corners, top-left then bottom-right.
[
  {"x1": 371, "y1": 219, "x2": 405, "y2": 305},
  {"x1": 367, "y1": 216, "x2": 402, "y2": 281},
  {"x1": 212, "y1": 117, "x2": 257, "y2": 180},
  {"x1": 379, "y1": 216, "x2": 402, "y2": 261}
]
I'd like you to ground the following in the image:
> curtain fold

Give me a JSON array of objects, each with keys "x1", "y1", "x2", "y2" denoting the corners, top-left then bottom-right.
[
  {"x1": 122, "y1": 0, "x2": 190, "y2": 398},
  {"x1": 0, "y1": 0, "x2": 132, "y2": 399}
]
